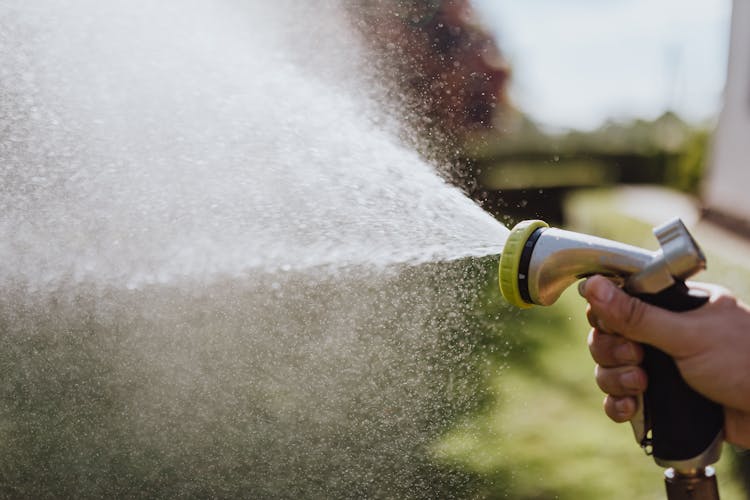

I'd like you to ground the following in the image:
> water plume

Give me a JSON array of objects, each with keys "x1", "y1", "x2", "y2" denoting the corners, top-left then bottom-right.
[
  {"x1": 0, "y1": 0, "x2": 509, "y2": 497},
  {"x1": 0, "y1": 0, "x2": 506, "y2": 292}
]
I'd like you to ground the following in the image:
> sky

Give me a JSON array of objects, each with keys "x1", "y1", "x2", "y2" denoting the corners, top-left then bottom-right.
[{"x1": 473, "y1": 0, "x2": 733, "y2": 130}]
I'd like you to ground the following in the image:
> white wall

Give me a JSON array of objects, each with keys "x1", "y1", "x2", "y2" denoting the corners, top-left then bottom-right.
[{"x1": 705, "y1": 0, "x2": 750, "y2": 221}]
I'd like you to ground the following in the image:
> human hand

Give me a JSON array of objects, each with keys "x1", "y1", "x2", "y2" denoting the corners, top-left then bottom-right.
[{"x1": 581, "y1": 275, "x2": 750, "y2": 449}]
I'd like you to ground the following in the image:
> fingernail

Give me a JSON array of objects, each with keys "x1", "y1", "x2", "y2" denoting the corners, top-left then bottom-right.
[
  {"x1": 614, "y1": 397, "x2": 632, "y2": 415},
  {"x1": 615, "y1": 343, "x2": 637, "y2": 363},
  {"x1": 622, "y1": 370, "x2": 642, "y2": 391},
  {"x1": 590, "y1": 278, "x2": 614, "y2": 303},
  {"x1": 577, "y1": 280, "x2": 587, "y2": 298}
]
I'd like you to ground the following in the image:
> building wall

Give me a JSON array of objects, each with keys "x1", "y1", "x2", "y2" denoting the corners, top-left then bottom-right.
[{"x1": 704, "y1": 0, "x2": 750, "y2": 221}]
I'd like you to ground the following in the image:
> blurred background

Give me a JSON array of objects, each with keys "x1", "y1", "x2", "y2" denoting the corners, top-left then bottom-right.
[
  {"x1": 2, "y1": 1, "x2": 749, "y2": 498},
  {"x1": 354, "y1": 0, "x2": 743, "y2": 227},
  {"x1": 355, "y1": 0, "x2": 750, "y2": 497},
  {"x1": 476, "y1": 0, "x2": 730, "y2": 131}
]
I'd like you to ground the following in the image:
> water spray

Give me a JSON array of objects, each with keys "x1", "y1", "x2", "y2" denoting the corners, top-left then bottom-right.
[{"x1": 499, "y1": 218, "x2": 723, "y2": 500}]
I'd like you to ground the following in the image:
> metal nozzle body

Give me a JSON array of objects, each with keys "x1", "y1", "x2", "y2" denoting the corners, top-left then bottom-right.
[
  {"x1": 524, "y1": 218, "x2": 706, "y2": 306},
  {"x1": 500, "y1": 218, "x2": 720, "y2": 474},
  {"x1": 527, "y1": 228, "x2": 653, "y2": 305}
]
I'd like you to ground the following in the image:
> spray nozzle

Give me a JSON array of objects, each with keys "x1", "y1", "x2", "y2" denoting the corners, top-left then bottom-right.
[
  {"x1": 499, "y1": 218, "x2": 706, "y2": 308},
  {"x1": 498, "y1": 218, "x2": 725, "y2": 487}
]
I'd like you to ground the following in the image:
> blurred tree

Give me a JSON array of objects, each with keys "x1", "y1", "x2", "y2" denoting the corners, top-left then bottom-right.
[
  {"x1": 348, "y1": 0, "x2": 510, "y2": 163},
  {"x1": 667, "y1": 128, "x2": 709, "y2": 195}
]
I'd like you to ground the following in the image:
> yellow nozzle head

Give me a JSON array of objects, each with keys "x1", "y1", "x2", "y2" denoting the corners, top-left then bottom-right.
[{"x1": 498, "y1": 219, "x2": 549, "y2": 308}]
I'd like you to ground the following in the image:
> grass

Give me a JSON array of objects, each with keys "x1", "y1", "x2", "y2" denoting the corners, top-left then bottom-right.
[{"x1": 433, "y1": 187, "x2": 749, "y2": 499}]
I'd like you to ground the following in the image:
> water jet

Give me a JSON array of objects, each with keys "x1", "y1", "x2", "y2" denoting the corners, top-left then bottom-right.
[{"x1": 0, "y1": 1, "x2": 509, "y2": 497}]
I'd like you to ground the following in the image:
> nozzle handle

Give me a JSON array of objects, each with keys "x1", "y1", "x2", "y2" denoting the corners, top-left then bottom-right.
[{"x1": 634, "y1": 281, "x2": 724, "y2": 470}]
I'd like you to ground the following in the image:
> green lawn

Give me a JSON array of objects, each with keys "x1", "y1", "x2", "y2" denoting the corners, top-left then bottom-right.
[{"x1": 433, "y1": 188, "x2": 748, "y2": 499}]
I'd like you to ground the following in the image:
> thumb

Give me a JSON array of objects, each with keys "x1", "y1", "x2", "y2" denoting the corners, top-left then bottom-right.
[{"x1": 582, "y1": 275, "x2": 692, "y2": 356}]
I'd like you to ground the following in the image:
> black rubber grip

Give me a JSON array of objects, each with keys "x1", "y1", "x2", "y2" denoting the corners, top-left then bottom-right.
[{"x1": 633, "y1": 281, "x2": 724, "y2": 462}]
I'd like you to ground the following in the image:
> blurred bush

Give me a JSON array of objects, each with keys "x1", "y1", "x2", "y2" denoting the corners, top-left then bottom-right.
[
  {"x1": 463, "y1": 111, "x2": 713, "y2": 224},
  {"x1": 666, "y1": 128, "x2": 710, "y2": 195}
]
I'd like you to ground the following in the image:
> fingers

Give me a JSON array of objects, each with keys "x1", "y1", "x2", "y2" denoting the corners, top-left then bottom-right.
[
  {"x1": 581, "y1": 276, "x2": 694, "y2": 356},
  {"x1": 587, "y1": 328, "x2": 643, "y2": 367},
  {"x1": 604, "y1": 395, "x2": 638, "y2": 423},
  {"x1": 588, "y1": 325, "x2": 646, "y2": 425},
  {"x1": 595, "y1": 364, "x2": 647, "y2": 395}
]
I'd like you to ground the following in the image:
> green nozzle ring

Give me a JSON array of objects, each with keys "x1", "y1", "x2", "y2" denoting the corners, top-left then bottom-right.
[{"x1": 499, "y1": 220, "x2": 549, "y2": 308}]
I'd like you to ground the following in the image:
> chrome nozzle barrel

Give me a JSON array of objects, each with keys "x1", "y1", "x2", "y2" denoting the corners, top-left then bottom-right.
[
  {"x1": 525, "y1": 227, "x2": 654, "y2": 305},
  {"x1": 513, "y1": 218, "x2": 705, "y2": 306}
]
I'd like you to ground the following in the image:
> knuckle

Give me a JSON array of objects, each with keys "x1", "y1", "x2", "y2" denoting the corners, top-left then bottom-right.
[
  {"x1": 588, "y1": 332, "x2": 612, "y2": 365},
  {"x1": 622, "y1": 296, "x2": 648, "y2": 336},
  {"x1": 624, "y1": 340, "x2": 644, "y2": 364},
  {"x1": 713, "y1": 293, "x2": 738, "y2": 309},
  {"x1": 589, "y1": 330, "x2": 623, "y2": 367},
  {"x1": 587, "y1": 328, "x2": 596, "y2": 349},
  {"x1": 586, "y1": 308, "x2": 598, "y2": 329},
  {"x1": 594, "y1": 365, "x2": 610, "y2": 393},
  {"x1": 605, "y1": 396, "x2": 634, "y2": 423},
  {"x1": 595, "y1": 365, "x2": 642, "y2": 396},
  {"x1": 603, "y1": 396, "x2": 624, "y2": 422}
]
